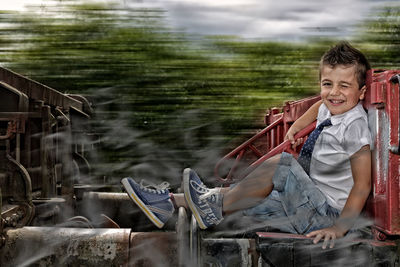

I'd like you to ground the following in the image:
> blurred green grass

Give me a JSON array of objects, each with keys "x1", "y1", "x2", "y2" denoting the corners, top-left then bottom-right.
[{"x1": 0, "y1": 1, "x2": 398, "y2": 184}]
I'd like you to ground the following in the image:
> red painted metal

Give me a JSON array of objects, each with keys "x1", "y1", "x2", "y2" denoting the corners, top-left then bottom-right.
[
  {"x1": 364, "y1": 69, "x2": 400, "y2": 236},
  {"x1": 256, "y1": 232, "x2": 396, "y2": 247},
  {"x1": 237, "y1": 122, "x2": 316, "y2": 180},
  {"x1": 214, "y1": 95, "x2": 320, "y2": 183},
  {"x1": 257, "y1": 232, "x2": 312, "y2": 240},
  {"x1": 215, "y1": 69, "x2": 400, "y2": 239}
]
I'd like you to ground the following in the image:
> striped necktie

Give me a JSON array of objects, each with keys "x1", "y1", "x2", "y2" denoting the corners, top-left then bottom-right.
[{"x1": 297, "y1": 118, "x2": 332, "y2": 174}]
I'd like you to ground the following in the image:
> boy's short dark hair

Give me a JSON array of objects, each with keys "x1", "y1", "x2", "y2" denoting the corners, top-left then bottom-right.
[{"x1": 319, "y1": 41, "x2": 371, "y2": 88}]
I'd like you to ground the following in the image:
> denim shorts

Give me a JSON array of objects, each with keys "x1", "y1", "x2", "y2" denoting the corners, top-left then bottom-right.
[{"x1": 243, "y1": 152, "x2": 340, "y2": 235}]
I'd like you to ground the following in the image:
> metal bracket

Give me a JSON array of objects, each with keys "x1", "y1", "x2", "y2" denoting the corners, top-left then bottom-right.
[{"x1": 389, "y1": 74, "x2": 400, "y2": 154}]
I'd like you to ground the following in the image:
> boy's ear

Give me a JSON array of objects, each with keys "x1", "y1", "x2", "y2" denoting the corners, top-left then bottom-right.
[{"x1": 359, "y1": 85, "x2": 366, "y2": 100}]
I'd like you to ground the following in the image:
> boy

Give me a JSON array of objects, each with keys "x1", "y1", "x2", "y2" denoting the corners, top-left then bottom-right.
[{"x1": 122, "y1": 41, "x2": 372, "y2": 249}]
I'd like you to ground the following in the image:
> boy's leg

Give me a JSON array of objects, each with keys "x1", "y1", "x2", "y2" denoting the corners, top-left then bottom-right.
[
  {"x1": 183, "y1": 154, "x2": 280, "y2": 229},
  {"x1": 121, "y1": 154, "x2": 280, "y2": 229},
  {"x1": 223, "y1": 154, "x2": 280, "y2": 214},
  {"x1": 172, "y1": 187, "x2": 230, "y2": 209},
  {"x1": 172, "y1": 152, "x2": 278, "y2": 213}
]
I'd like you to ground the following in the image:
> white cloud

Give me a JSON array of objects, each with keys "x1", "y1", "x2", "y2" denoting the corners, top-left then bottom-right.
[
  {"x1": 2, "y1": 0, "x2": 396, "y2": 39},
  {"x1": 128, "y1": 0, "x2": 394, "y2": 39},
  {"x1": 1, "y1": 0, "x2": 45, "y2": 10}
]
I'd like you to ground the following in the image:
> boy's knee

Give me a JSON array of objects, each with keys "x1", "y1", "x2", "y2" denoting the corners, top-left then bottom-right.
[
  {"x1": 254, "y1": 154, "x2": 281, "y2": 175},
  {"x1": 261, "y1": 154, "x2": 281, "y2": 169},
  {"x1": 270, "y1": 154, "x2": 281, "y2": 164}
]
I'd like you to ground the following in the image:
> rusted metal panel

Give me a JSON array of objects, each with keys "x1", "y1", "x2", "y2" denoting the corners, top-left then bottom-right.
[
  {"x1": 177, "y1": 207, "x2": 189, "y2": 267},
  {"x1": 365, "y1": 69, "x2": 400, "y2": 236},
  {"x1": 257, "y1": 232, "x2": 398, "y2": 266},
  {"x1": 200, "y1": 238, "x2": 257, "y2": 267},
  {"x1": 0, "y1": 82, "x2": 29, "y2": 113},
  {"x1": 0, "y1": 67, "x2": 94, "y2": 224},
  {"x1": 0, "y1": 227, "x2": 131, "y2": 266},
  {"x1": 129, "y1": 232, "x2": 178, "y2": 267},
  {"x1": 370, "y1": 81, "x2": 386, "y2": 104},
  {"x1": 0, "y1": 67, "x2": 83, "y2": 111}
]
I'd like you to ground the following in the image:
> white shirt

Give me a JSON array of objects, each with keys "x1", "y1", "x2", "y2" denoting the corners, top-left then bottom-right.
[{"x1": 309, "y1": 102, "x2": 372, "y2": 210}]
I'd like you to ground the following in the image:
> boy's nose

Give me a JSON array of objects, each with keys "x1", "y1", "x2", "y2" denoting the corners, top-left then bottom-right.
[{"x1": 330, "y1": 85, "x2": 341, "y2": 95}]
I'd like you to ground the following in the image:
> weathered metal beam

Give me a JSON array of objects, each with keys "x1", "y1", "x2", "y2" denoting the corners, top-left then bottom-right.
[
  {"x1": 79, "y1": 192, "x2": 133, "y2": 227},
  {"x1": 0, "y1": 227, "x2": 180, "y2": 266},
  {"x1": 177, "y1": 207, "x2": 189, "y2": 267},
  {"x1": 0, "y1": 67, "x2": 82, "y2": 111},
  {"x1": 129, "y1": 232, "x2": 178, "y2": 267},
  {"x1": 1, "y1": 227, "x2": 131, "y2": 266}
]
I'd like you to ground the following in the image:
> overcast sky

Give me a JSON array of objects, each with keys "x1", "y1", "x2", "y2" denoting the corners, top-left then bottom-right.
[{"x1": 2, "y1": 0, "x2": 397, "y2": 40}]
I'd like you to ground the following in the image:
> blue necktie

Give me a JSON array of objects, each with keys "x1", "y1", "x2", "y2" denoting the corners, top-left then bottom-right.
[{"x1": 297, "y1": 118, "x2": 332, "y2": 175}]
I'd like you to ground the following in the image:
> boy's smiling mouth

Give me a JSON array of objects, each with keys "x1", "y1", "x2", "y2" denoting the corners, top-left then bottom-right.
[{"x1": 328, "y1": 99, "x2": 345, "y2": 105}]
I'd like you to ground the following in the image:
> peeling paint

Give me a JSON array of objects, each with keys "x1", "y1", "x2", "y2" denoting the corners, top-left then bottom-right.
[{"x1": 236, "y1": 239, "x2": 251, "y2": 267}]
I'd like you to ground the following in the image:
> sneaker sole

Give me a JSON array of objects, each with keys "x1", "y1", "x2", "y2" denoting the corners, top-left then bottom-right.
[
  {"x1": 183, "y1": 168, "x2": 207, "y2": 229},
  {"x1": 121, "y1": 178, "x2": 164, "y2": 229}
]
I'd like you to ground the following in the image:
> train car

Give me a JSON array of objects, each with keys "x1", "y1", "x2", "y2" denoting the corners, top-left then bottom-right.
[
  {"x1": 212, "y1": 69, "x2": 400, "y2": 266},
  {"x1": 0, "y1": 67, "x2": 178, "y2": 266},
  {"x1": 0, "y1": 67, "x2": 399, "y2": 266}
]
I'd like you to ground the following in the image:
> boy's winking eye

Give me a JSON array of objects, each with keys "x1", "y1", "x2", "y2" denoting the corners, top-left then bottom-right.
[
  {"x1": 341, "y1": 83, "x2": 350, "y2": 88},
  {"x1": 339, "y1": 82, "x2": 352, "y2": 89},
  {"x1": 321, "y1": 80, "x2": 354, "y2": 90}
]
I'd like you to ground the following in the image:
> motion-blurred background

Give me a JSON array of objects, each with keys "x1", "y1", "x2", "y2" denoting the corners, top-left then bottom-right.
[{"x1": 0, "y1": 0, "x2": 398, "y2": 186}]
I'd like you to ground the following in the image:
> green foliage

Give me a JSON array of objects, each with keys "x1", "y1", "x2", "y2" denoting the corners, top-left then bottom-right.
[
  {"x1": 356, "y1": 5, "x2": 400, "y2": 68},
  {"x1": 0, "y1": 1, "x2": 398, "y2": 183}
]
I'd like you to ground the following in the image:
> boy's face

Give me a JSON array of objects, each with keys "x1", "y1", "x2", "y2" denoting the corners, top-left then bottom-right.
[{"x1": 320, "y1": 64, "x2": 366, "y2": 115}]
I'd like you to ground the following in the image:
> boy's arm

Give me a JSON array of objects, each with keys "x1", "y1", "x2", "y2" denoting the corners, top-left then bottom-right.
[
  {"x1": 285, "y1": 100, "x2": 322, "y2": 148},
  {"x1": 306, "y1": 145, "x2": 371, "y2": 249}
]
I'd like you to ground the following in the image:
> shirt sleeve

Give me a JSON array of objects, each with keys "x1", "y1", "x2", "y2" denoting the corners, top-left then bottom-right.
[{"x1": 343, "y1": 118, "x2": 372, "y2": 156}]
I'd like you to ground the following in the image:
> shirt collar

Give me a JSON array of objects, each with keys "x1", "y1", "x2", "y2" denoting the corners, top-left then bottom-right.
[{"x1": 328, "y1": 102, "x2": 363, "y2": 126}]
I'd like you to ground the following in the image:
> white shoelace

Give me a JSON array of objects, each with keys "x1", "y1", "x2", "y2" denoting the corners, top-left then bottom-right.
[
  {"x1": 190, "y1": 180, "x2": 221, "y2": 202},
  {"x1": 191, "y1": 179, "x2": 209, "y2": 194},
  {"x1": 139, "y1": 180, "x2": 170, "y2": 194},
  {"x1": 199, "y1": 188, "x2": 221, "y2": 202}
]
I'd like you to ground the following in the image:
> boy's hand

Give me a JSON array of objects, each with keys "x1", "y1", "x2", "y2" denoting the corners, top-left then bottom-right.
[
  {"x1": 305, "y1": 226, "x2": 345, "y2": 249},
  {"x1": 283, "y1": 100, "x2": 322, "y2": 149},
  {"x1": 284, "y1": 128, "x2": 303, "y2": 150}
]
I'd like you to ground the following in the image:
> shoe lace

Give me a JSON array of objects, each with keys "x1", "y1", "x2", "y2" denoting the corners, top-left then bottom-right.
[
  {"x1": 139, "y1": 180, "x2": 170, "y2": 194},
  {"x1": 197, "y1": 184, "x2": 221, "y2": 203},
  {"x1": 191, "y1": 179, "x2": 209, "y2": 195}
]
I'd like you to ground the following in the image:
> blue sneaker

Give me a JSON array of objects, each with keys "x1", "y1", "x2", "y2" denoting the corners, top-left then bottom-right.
[
  {"x1": 121, "y1": 177, "x2": 174, "y2": 228},
  {"x1": 183, "y1": 168, "x2": 223, "y2": 229}
]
